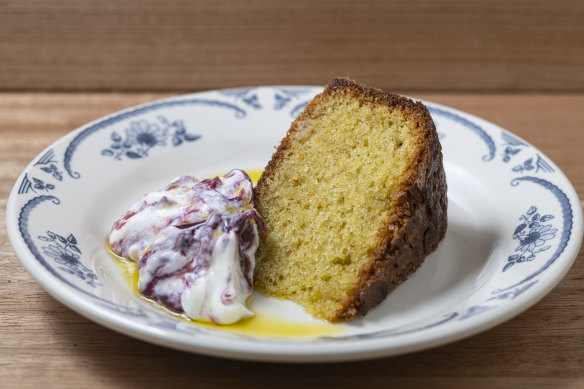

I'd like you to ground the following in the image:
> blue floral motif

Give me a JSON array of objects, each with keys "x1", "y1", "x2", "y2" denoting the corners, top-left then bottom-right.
[
  {"x1": 18, "y1": 174, "x2": 55, "y2": 194},
  {"x1": 34, "y1": 149, "x2": 64, "y2": 181},
  {"x1": 31, "y1": 177, "x2": 55, "y2": 192},
  {"x1": 18, "y1": 149, "x2": 63, "y2": 195},
  {"x1": 219, "y1": 88, "x2": 261, "y2": 109},
  {"x1": 38, "y1": 230, "x2": 99, "y2": 287},
  {"x1": 101, "y1": 116, "x2": 201, "y2": 160},
  {"x1": 512, "y1": 154, "x2": 554, "y2": 174},
  {"x1": 502, "y1": 147, "x2": 522, "y2": 163},
  {"x1": 504, "y1": 206, "x2": 557, "y2": 272},
  {"x1": 501, "y1": 132, "x2": 527, "y2": 163},
  {"x1": 241, "y1": 94, "x2": 261, "y2": 109},
  {"x1": 39, "y1": 164, "x2": 63, "y2": 181},
  {"x1": 273, "y1": 89, "x2": 312, "y2": 110},
  {"x1": 500, "y1": 133, "x2": 555, "y2": 175},
  {"x1": 512, "y1": 157, "x2": 535, "y2": 173},
  {"x1": 65, "y1": 99, "x2": 245, "y2": 179},
  {"x1": 274, "y1": 93, "x2": 292, "y2": 110}
]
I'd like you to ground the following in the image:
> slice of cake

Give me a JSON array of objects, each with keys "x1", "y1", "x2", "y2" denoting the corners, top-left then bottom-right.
[{"x1": 254, "y1": 78, "x2": 447, "y2": 322}]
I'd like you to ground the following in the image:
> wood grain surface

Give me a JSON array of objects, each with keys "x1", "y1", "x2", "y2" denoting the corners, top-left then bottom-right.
[
  {"x1": 0, "y1": 92, "x2": 583, "y2": 388},
  {"x1": 1, "y1": 0, "x2": 583, "y2": 92}
]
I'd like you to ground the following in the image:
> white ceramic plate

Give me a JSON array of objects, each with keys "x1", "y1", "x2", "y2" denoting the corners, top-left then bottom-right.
[{"x1": 7, "y1": 87, "x2": 583, "y2": 362}]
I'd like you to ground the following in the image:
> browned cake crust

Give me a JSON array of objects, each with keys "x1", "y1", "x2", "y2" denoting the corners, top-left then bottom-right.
[{"x1": 255, "y1": 78, "x2": 447, "y2": 321}]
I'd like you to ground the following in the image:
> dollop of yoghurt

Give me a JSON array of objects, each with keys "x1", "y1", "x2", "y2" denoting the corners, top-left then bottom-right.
[{"x1": 108, "y1": 169, "x2": 265, "y2": 324}]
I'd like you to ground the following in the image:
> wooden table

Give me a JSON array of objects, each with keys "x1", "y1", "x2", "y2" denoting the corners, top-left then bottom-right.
[{"x1": 1, "y1": 92, "x2": 583, "y2": 388}]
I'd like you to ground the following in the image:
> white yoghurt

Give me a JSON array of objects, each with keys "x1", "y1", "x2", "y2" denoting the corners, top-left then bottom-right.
[{"x1": 108, "y1": 170, "x2": 264, "y2": 324}]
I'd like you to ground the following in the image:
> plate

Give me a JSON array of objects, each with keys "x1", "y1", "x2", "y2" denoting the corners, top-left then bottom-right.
[{"x1": 7, "y1": 86, "x2": 583, "y2": 362}]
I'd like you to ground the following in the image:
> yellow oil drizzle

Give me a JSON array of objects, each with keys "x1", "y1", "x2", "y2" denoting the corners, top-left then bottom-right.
[
  {"x1": 243, "y1": 169, "x2": 263, "y2": 185},
  {"x1": 106, "y1": 237, "x2": 344, "y2": 339},
  {"x1": 217, "y1": 169, "x2": 263, "y2": 185},
  {"x1": 195, "y1": 309, "x2": 343, "y2": 338}
]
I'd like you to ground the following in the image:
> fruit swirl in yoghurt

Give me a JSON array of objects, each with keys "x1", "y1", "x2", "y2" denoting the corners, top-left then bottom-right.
[{"x1": 108, "y1": 169, "x2": 265, "y2": 324}]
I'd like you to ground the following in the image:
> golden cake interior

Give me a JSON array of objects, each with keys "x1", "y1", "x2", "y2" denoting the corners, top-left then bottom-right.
[{"x1": 254, "y1": 87, "x2": 428, "y2": 321}]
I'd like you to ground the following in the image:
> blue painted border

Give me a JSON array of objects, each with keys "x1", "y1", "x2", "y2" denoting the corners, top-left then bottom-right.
[
  {"x1": 323, "y1": 313, "x2": 459, "y2": 341},
  {"x1": 64, "y1": 98, "x2": 246, "y2": 179},
  {"x1": 429, "y1": 106, "x2": 496, "y2": 161}
]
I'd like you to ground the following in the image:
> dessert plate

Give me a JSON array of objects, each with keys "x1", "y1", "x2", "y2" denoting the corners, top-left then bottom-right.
[{"x1": 7, "y1": 86, "x2": 582, "y2": 362}]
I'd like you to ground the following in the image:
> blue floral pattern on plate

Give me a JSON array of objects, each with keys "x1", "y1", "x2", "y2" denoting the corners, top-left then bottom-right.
[
  {"x1": 17, "y1": 149, "x2": 62, "y2": 194},
  {"x1": 504, "y1": 206, "x2": 557, "y2": 272},
  {"x1": 38, "y1": 230, "x2": 99, "y2": 287},
  {"x1": 219, "y1": 88, "x2": 262, "y2": 109},
  {"x1": 101, "y1": 116, "x2": 201, "y2": 160}
]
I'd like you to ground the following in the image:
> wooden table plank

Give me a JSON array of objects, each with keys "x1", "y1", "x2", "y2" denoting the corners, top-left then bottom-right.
[
  {"x1": 1, "y1": 0, "x2": 583, "y2": 92},
  {"x1": 1, "y1": 92, "x2": 582, "y2": 388}
]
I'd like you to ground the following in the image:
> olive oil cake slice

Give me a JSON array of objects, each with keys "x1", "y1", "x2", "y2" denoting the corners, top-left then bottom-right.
[{"x1": 254, "y1": 78, "x2": 447, "y2": 322}]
